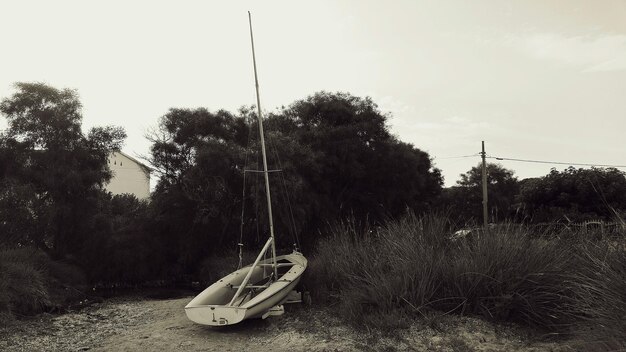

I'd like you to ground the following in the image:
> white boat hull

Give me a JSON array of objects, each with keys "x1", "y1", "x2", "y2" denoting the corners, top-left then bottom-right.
[{"x1": 185, "y1": 252, "x2": 307, "y2": 326}]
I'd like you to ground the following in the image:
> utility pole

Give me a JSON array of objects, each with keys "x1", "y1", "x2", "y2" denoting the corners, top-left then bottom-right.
[{"x1": 481, "y1": 141, "x2": 489, "y2": 230}]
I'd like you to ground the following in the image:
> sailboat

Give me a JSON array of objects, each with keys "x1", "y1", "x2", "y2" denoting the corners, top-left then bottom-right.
[{"x1": 184, "y1": 12, "x2": 308, "y2": 326}]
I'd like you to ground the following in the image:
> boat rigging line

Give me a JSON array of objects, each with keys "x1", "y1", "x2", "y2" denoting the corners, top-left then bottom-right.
[
  {"x1": 238, "y1": 112, "x2": 255, "y2": 269},
  {"x1": 265, "y1": 131, "x2": 303, "y2": 252}
]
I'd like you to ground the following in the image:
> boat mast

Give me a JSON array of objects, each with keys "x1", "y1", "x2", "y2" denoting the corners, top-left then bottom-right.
[{"x1": 248, "y1": 11, "x2": 278, "y2": 279}]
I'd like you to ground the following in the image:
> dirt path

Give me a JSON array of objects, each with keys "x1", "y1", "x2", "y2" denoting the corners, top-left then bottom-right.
[{"x1": 0, "y1": 297, "x2": 569, "y2": 351}]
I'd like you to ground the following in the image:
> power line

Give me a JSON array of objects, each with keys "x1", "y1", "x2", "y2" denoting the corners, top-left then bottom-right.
[
  {"x1": 436, "y1": 153, "x2": 480, "y2": 159},
  {"x1": 487, "y1": 156, "x2": 626, "y2": 168}
]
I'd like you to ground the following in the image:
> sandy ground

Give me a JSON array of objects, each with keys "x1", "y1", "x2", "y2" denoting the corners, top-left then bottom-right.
[{"x1": 0, "y1": 297, "x2": 570, "y2": 351}]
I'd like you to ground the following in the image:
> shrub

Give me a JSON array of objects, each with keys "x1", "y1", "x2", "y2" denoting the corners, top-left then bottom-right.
[
  {"x1": 440, "y1": 226, "x2": 580, "y2": 329},
  {"x1": 307, "y1": 214, "x2": 452, "y2": 329},
  {"x1": 0, "y1": 247, "x2": 86, "y2": 321}
]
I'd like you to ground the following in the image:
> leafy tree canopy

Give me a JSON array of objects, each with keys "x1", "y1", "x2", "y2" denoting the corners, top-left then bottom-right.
[
  {"x1": 279, "y1": 92, "x2": 442, "y2": 222},
  {"x1": 518, "y1": 167, "x2": 626, "y2": 222},
  {"x1": 0, "y1": 82, "x2": 126, "y2": 255},
  {"x1": 439, "y1": 163, "x2": 519, "y2": 223}
]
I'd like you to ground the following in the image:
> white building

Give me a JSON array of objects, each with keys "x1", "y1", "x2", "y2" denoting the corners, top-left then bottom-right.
[{"x1": 105, "y1": 151, "x2": 151, "y2": 199}]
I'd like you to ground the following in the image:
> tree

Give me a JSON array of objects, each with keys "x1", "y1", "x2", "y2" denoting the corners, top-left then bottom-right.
[
  {"x1": 441, "y1": 163, "x2": 519, "y2": 223},
  {"x1": 0, "y1": 82, "x2": 126, "y2": 256},
  {"x1": 279, "y1": 91, "x2": 443, "y2": 226},
  {"x1": 518, "y1": 167, "x2": 626, "y2": 222},
  {"x1": 147, "y1": 108, "x2": 253, "y2": 275}
]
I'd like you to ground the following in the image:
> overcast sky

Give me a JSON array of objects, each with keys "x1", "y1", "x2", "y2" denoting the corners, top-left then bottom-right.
[{"x1": 1, "y1": 0, "x2": 625, "y2": 186}]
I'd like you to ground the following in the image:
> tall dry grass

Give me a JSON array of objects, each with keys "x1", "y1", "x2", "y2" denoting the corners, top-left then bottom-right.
[
  {"x1": 569, "y1": 240, "x2": 626, "y2": 350},
  {"x1": 306, "y1": 213, "x2": 626, "y2": 348}
]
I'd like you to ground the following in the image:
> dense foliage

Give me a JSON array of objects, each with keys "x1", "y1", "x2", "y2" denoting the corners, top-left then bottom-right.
[
  {"x1": 438, "y1": 164, "x2": 626, "y2": 224},
  {"x1": 146, "y1": 92, "x2": 444, "y2": 279},
  {"x1": 0, "y1": 82, "x2": 126, "y2": 256},
  {"x1": 0, "y1": 83, "x2": 142, "y2": 319},
  {"x1": 439, "y1": 163, "x2": 519, "y2": 224},
  {"x1": 278, "y1": 92, "x2": 442, "y2": 223},
  {"x1": 1, "y1": 85, "x2": 444, "y2": 292},
  {"x1": 517, "y1": 167, "x2": 626, "y2": 222}
]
